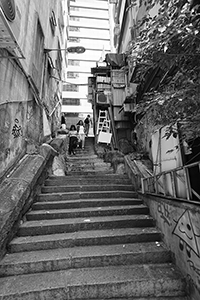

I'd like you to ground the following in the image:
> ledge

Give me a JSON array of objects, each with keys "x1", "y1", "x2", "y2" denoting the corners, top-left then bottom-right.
[{"x1": 0, "y1": 143, "x2": 58, "y2": 259}]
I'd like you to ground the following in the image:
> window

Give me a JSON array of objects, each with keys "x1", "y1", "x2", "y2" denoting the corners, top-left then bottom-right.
[
  {"x1": 68, "y1": 37, "x2": 80, "y2": 43},
  {"x1": 69, "y1": 26, "x2": 80, "y2": 32},
  {"x1": 70, "y1": 6, "x2": 79, "y2": 11},
  {"x1": 70, "y1": 16, "x2": 80, "y2": 21},
  {"x1": 68, "y1": 59, "x2": 80, "y2": 66},
  {"x1": 62, "y1": 98, "x2": 80, "y2": 105},
  {"x1": 67, "y1": 72, "x2": 79, "y2": 78},
  {"x1": 63, "y1": 84, "x2": 78, "y2": 92}
]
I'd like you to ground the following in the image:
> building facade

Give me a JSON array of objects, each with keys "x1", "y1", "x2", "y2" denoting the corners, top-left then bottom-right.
[
  {"x1": 0, "y1": 0, "x2": 68, "y2": 179},
  {"x1": 62, "y1": 0, "x2": 115, "y2": 127}
]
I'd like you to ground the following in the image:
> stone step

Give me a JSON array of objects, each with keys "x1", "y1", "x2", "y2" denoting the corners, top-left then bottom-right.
[
  {"x1": 41, "y1": 184, "x2": 134, "y2": 194},
  {"x1": 9, "y1": 227, "x2": 162, "y2": 253},
  {"x1": 83, "y1": 298, "x2": 189, "y2": 300},
  {"x1": 32, "y1": 198, "x2": 142, "y2": 210},
  {"x1": 26, "y1": 205, "x2": 149, "y2": 220},
  {"x1": 17, "y1": 214, "x2": 155, "y2": 237},
  {"x1": 48, "y1": 174, "x2": 129, "y2": 180},
  {"x1": 66, "y1": 170, "x2": 115, "y2": 175},
  {"x1": 44, "y1": 177, "x2": 131, "y2": 186},
  {"x1": 68, "y1": 167, "x2": 113, "y2": 173},
  {"x1": 37, "y1": 190, "x2": 137, "y2": 201},
  {"x1": 0, "y1": 242, "x2": 171, "y2": 276},
  {"x1": 67, "y1": 158, "x2": 102, "y2": 164},
  {"x1": 0, "y1": 264, "x2": 186, "y2": 300},
  {"x1": 66, "y1": 159, "x2": 110, "y2": 166},
  {"x1": 67, "y1": 154, "x2": 99, "y2": 160}
]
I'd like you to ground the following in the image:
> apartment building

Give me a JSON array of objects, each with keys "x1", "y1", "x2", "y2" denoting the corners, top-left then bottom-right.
[{"x1": 62, "y1": 0, "x2": 114, "y2": 127}]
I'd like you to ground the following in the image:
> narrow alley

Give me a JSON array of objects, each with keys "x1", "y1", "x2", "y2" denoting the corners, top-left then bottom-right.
[
  {"x1": 1, "y1": 0, "x2": 200, "y2": 299},
  {"x1": 0, "y1": 137, "x2": 189, "y2": 299}
]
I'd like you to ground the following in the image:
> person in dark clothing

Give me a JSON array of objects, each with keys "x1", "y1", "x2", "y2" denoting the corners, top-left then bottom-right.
[
  {"x1": 68, "y1": 125, "x2": 78, "y2": 155},
  {"x1": 61, "y1": 114, "x2": 66, "y2": 130},
  {"x1": 84, "y1": 115, "x2": 92, "y2": 137}
]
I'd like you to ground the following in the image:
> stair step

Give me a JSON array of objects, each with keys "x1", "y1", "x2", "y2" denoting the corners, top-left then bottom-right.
[
  {"x1": 26, "y1": 205, "x2": 149, "y2": 220},
  {"x1": 44, "y1": 177, "x2": 131, "y2": 186},
  {"x1": 37, "y1": 190, "x2": 137, "y2": 201},
  {"x1": 0, "y1": 264, "x2": 186, "y2": 300},
  {"x1": 41, "y1": 184, "x2": 134, "y2": 193},
  {"x1": 17, "y1": 215, "x2": 155, "y2": 236},
  {"x1": 32, "y1": 198, "x2": 142, "y2": 210},
  {"x1": 0, "y1": 242, "x2": 171, "y2": 276},
  {"x1": 48, "y1": 174, "x2": 129, "y2": 180},
  {"x1": 67, "y1": 155, "x2": 98, "y2": 160},
  {"x1": 66, "y1": 170, "x2": 115, "y2": 175},
  {"x1": 9, "y1": 227, "x2": 162, "y2": 253}
]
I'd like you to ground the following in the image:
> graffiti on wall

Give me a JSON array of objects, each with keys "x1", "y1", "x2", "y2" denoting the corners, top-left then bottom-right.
[
  {"x1": 157, "y1": 203, "x2": 171, "y2": 226},
  {"x1": 12, "y1": 118, "x2": 22, "y2": 138}
]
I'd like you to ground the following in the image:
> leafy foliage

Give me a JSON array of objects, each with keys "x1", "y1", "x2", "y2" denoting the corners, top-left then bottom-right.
[{"x1": 128, "y1": 0, "x2": 200, "y2": 140}]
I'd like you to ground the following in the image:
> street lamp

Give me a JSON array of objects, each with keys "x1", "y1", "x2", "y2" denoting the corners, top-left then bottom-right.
[{"x1": 44, "y1": 46, "x2": 86, "y2": 54}]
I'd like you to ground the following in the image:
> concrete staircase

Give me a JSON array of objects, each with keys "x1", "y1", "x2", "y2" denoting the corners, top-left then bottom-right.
[{"x1": 0, "y1": 138, "x2": 189, "y2": 299}]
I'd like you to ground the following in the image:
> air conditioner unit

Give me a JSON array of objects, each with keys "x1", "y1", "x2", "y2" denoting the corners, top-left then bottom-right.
[
  {"x1": 96, "y1": 92, "x2": 109, "y2": 106},
  {"x1": 0, "y1": 0, "x2": 23, "y2": 58}
]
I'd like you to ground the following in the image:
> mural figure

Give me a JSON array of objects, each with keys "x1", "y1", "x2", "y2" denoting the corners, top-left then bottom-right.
[{"x1": 173, "y1": 210, "x2": 200, "y2": 258}]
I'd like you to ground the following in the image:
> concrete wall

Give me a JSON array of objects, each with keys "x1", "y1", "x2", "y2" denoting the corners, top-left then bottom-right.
[
  {"x1": 140, "y1": 193, "x2": 200, "y2": 300},
  {"x1": 0, "y1": 0, "x2": 67, "y2": 179}
]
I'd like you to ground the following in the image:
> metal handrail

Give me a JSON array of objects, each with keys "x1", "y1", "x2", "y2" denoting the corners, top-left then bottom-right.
[{"x1": 141, "y1": 161, "x2": 200, "y2": 202}]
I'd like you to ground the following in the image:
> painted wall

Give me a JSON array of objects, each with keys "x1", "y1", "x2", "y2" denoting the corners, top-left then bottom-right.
[{"x1": 141, "y1": 194, "x2": 200, "y2": 300}]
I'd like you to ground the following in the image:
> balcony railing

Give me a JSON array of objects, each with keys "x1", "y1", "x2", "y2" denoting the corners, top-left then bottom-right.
[{"x1": 141, "y1": 161, "x2": 200, "y2": 204}]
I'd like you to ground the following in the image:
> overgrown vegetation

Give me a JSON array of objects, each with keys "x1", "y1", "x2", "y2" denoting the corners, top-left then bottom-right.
[{"x1": 128, "y1": 0, "x2": 200, "y2": 140}]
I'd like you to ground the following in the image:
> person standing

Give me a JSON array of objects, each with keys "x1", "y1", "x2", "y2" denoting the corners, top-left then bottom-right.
[
  {"x1": 84, "y1": 115, "x2": 92, "y2": 137},
  {"x1": 76, "y1": 120, "x2": 85, "y2": 149},
  {"x1": 61, "y1": 114, "x2": 66, "y2": 130},
  {"x1": 68, "y1": 125, "x2": 78, "y2": 155}
]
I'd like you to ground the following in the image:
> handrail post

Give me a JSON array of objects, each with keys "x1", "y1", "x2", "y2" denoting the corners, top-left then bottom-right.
[
  {"x1": 183, "y1": 166, "x2": 192, "y2": 200},
  {"x1": 170, "y1": 171, "x2": 177, "y2": 198}
]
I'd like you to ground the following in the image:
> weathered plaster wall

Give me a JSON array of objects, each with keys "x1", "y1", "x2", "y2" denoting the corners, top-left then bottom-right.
[
  {"x1": 0, "y1": 56, "x2": 42, "y2": 179},
  {"x1": 140, "y1": 193, "x2": 200, "y2": 300}
]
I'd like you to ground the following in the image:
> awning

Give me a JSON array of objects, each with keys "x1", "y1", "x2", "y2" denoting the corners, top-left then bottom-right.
[
  {"x1": 91, "y1": 66, "x2": 110, "y2": 76},
  {"x1": 105, "y1": 53, "x2": 127, "y2": 67}
]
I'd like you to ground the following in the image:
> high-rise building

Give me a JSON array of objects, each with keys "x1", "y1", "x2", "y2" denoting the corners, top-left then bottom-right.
[{"x1": 62, "y1": 0, "x2": 114, "y2": 128}]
